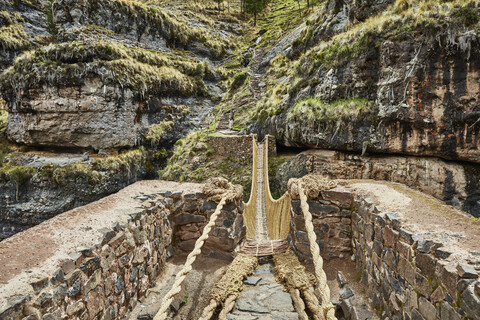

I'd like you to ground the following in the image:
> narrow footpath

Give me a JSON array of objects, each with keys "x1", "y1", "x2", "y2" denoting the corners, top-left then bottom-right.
[{"x1": 227, "y1": 262, "x2": 299, "y2": 320}]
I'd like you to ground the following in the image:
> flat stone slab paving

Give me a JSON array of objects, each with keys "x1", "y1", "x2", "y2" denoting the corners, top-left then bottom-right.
[{"x1": 227, "y1": 263, "x2": 299, "y2": 320}]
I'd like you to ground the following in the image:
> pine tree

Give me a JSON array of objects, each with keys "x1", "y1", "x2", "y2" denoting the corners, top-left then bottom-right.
[{"x1": 245, "y1": 0, "x2": 269, "y2": 26}]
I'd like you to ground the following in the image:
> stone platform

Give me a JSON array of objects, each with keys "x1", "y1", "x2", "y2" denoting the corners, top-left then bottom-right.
[{"x1": 227, "y1": 263, "x2": 299, "y2": 320}]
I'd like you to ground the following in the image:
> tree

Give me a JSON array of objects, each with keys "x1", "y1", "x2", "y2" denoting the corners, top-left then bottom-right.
[{"x1": 245, "y1": 0, "x2": 269, "y2": 26}]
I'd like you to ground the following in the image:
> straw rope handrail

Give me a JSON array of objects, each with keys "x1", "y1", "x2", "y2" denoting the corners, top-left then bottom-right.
[
  {"x1": 298, "y1": 182, "x2": 337, "y2": 320},
  {"x1": 153, "y1": 194, "x2": 231, "y2": 320}
]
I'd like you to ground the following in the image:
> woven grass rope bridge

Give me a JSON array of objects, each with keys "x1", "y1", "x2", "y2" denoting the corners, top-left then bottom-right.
[{"x1": 153, "y1": 135, "x2": 338, "y2": 320}]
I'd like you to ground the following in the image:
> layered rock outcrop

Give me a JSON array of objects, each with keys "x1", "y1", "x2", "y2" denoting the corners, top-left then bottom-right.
[
  {"x1": 1, "y1": 0, "x2": 240, "y2": 151},
  {"x1": 249, "y1": 0, "x2": 480, "y2": 165},
  {"x1": 277, "y1": 149, "x2": 480, "y2": 216},
  {"x1": 0, "y1": 149, "x2": 146, "y2": 240}
]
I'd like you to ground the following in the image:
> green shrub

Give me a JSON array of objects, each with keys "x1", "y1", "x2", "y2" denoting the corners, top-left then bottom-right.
[{"x1": 231, "y1": 71, "x2": 247, "y2": 90}]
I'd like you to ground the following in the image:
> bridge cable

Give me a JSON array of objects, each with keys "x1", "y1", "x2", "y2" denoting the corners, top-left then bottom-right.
[
  {"x1": 153, "y1": 193, "x2": 232, "y2": 320},
  {"x1": 298, "y1": 182, "x2": 337, "y2": 320}
]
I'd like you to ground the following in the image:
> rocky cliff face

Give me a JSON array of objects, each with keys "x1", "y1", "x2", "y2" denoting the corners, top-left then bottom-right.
[
  {"x1": 0, "y1": 0, "x2": 50, "y2": 71},
  {"x1": 277, "y1": 149, "x2": 480, "y2": 216},
  {"x1": 0, "y1": 149, "x2": 146, "y2": 240},
  {"x1": 1, "y1": 0, "x2": 242, "y2": 151},
  {"x1": 251, "y1": 1, "x2": 480, "y2": 164},
  {"x1": 242, "y1": 0, "x2": 480, "y2": 168}
]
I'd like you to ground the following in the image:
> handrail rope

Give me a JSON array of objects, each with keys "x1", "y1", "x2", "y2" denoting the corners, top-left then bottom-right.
[
  {"x1": 290, "y1": 288, "x2": 309, "y2": 320},
  {"x1": 298, "y1": 183, "x2": 337, "y2": 320},
  {"x1": 218, "y1": 294, "x2": 237, "y2": 320},
  {"x1": 153, "y1": 194, "x2": 230, "y2": 320},
  {"x1": 198, "y1": 300, "x2": 218, "y2": 320}
]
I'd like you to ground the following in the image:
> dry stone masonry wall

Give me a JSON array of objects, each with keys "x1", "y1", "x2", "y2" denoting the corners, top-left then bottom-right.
[
  {"x1": 291, "y1": 187, "x2": 480, "y2": 320},
  {"x1": 291, "y1": 189, "x2": 354, "y2": 262},
  {"x1": 353, "y1": 197, "x2": 480, "y2": 320},
  {"x1": 0, "y1": 184, "x2": 242, "y2": 320},
  {"x1": 0, "y1": 196, "x2": 172, "y2": 320},
  {"x1": 163, "y1": 189, "x2": 244, "y2": 259}
]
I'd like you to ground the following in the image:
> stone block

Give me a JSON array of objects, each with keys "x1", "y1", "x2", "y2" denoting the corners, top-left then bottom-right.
[
  {"x1": 399, "y1": 228, "x2": 414, "y2": 244},
  {"x1": 398, "y1": 256, "x2": 416, "y2": 285},
  {"x1": 85, "y1": 269, "x2": 102, "y2": 294},
  {"x1": 416, "y1": 254, "x2": 436, "y2": 279},
  {"x1": 99, "y1": 228, "x2": 116, "y2": 246},
  {"x1": 411, "y1": 309, "x2": 425, "y2": 320},
  {"x1": 50, "y1": 269, "x2": 64, "y2": 286},
  {"x1": 436, "y1": 262, "x2": 458, "y2": 298},
  {"x1": 384, "y1": 248, "x2": 397, "y2": 270},
  {"x1": 440, "y1": 302, "x2": 461, "y2": 320},
  {"x1": 308, "y1": 202, "x2": 340, "y2": 216},
  {"x1": 418, "y1": 297, "x2": 436, "y2": 320},
  {"x1": 80, "y1": 257, "x2": 101, "y2": 277},
  {"x1": 108, "y1": 232, "x2": 126, "y2": 249},
  {"x1": 397, "y1": 241, "x2": 412, "y2": 260},
  {"x1": 183, "y1": 202, "x2": 199, "y2": 213},
  {"x1": 66, "y1": 301, "x2": 84, "y2": 316},
  {"x1": 0, "y1": 296, "x2": 29, "y2": 320},
  {"x1": 434, "y1": 249, "x2": 452, "y2": 260},
  {"x1": 457, "y1": 264, "x2": 478, "y2": 279},
  {"x1": 461, "y1": 282, "x2": 480, "y2": 319},
  {"x1": 415, "y1": 272, "x2": 433, "y2": 297},
  {"x1": 383, "y1": 226, "x2": 398, "y2": 249},
  {"x1": 30, "y1": 276, "x2": 49, "y2": 294},
  {"x1": 52, "y1": 283, "x2": 67, "y2": 305},
  {"x1": 321, "y1": 190, "x2": 354, "y2": 208},
  {"x1": 173, "y1": 213, "x2": 206, "y2": 226},
  {"x1": 430, "y1": 286, "x2": 445, "y2": 304},
  {"x1": 34, "y1": 292, "x2": 52, "y2": 308},
  {"x1": 86, "y1": 286, "x2": 105, "y2": 320},
  {"x1": 364, "y1": 223, "x2": 374, "y2": 242}
]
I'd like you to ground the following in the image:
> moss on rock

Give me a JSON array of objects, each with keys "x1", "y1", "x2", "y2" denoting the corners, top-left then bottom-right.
[{"x1": 0, "y1": 40, "x2": 208, "y2": 97}]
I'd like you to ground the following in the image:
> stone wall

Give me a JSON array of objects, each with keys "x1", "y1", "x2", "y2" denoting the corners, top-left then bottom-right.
[
  {"x1": 162, "y1": 189, "x2": 244, "y2": 259},
  {"x1": 277, "y1": 149, "x2": 480, "y2": 217},
  {"x1": 353, "y1": 197, "x2": 480, "y2": 320},
  {"x1": 291, "y1": 189, "x2": 354, "y2": 262},
  {"x1": 207, "y1": 134, "x2": 276, "y2": 163},
  {"x1": 292, "y1": 186, "x2": 480, "y2": 320},
  {"x1": 0, "y1": 195, "x2": 172, "y2": 320},
  {"x1": 0, "y1": 181, "x2": 243, "y2": 320}
]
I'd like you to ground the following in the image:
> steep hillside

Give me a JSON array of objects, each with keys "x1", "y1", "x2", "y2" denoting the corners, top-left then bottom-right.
[
  {"x1": 0, "y1": 0, "x2": 250, "y2": 239},
  {"x1": 1, "y1": 0, "x2": 248, "y2": 151},
  {"x1": 200, "y1": 0, "x2": 480, "y2": 214}
]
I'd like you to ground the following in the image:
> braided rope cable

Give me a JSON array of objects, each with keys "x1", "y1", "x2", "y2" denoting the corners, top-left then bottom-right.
[
  {"x1": 303, "y1": 287, "x2": 324, "y2": 320},
  {"x1": 218, "y1": 294, "x2": 237, "y2": 320},
  {"x1": 198, "y1": 299, "x2": 218, "y2": 320},
  {"x1": 298, "y1": 183, "x2": 337, "y2": 320},
  {"x1": 290, "y1": 288, "x2": 309, "y2": 320},
  {"x1": 153, "y1": 195, "x2": 230, "y2": 320}
]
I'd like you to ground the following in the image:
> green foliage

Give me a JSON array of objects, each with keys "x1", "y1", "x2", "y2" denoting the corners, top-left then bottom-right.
[
  {"x1": 257, "y1": 0, "x2": 310, "y2": 47},
  {"x1": 159, "y1": 129, "x2": 252, "y2": 197},
  {"x1": 145, "y1": 120, "x2": 175, "y2": 146},
  {"x1": 451, "y1": 7, "x2": 479, "y2": 27},
  {"x1": 0, "y1": 13, "x2": 30, "y2": 50},
  {"x1": 92, "y1": 0, "x2": 234, "y2": 58},
  {"x1": 231, "y1": 71, "x2": 248, "y2": 90},
  {"x1": 287, "y1": 97, "x2": 373, "y2": 122},
  {"x1": 0, "y1": 102, "x2": 7, "y2": 137},
  {"x1": 0, "y1": 41, "x2": 207, "y2": 97},
  {"x1": 43, "y1": 0, "x2": 58, "y2": 35},
  {"x1": 246, "y1": 0, "x2": 271, "y2": 25}
]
